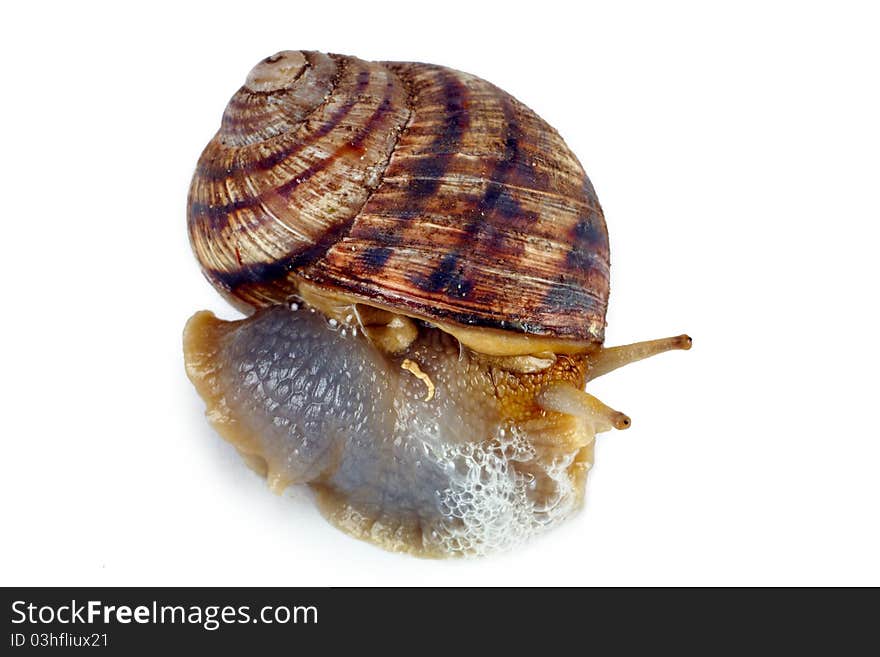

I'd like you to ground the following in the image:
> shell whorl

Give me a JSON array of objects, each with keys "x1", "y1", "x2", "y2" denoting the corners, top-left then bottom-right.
[{"x1": 188, "y1": 51, "x2": 610, "y2": 343}]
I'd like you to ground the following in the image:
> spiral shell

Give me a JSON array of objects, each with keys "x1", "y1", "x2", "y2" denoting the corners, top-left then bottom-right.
[{"x1": 188, "y1": 50, "x2": 610, "y2": 345}]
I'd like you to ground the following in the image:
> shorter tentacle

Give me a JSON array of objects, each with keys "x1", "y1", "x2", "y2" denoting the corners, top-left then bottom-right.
[{"x1": 537, "y1": 382, "x2": 631, "y2": 433}]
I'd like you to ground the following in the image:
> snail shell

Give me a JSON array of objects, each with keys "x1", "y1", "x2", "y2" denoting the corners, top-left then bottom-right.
[
  {"x1": 188, "y1": 50, "x2": 609, "y2": 353},
  {"x1": 184, "y1": 51, "x2": 690, "y2": 557}
]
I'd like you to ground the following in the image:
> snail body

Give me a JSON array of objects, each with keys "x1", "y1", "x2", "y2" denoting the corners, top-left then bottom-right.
[{"x1": 184, "y1": 51, "x2": 690, "y2": 557}]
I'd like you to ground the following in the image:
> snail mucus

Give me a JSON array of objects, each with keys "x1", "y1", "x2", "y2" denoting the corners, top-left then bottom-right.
[{"x1": 184, "y1": 51, "x2": 691, "y2": 557}]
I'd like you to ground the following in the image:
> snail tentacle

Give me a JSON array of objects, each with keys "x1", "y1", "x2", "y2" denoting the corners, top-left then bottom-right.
[
  {"x1": 537, "y1": 382, "x2": 631, "y2": 434},
  {"x1": 588, "y1": 335, "x2": 693, "y2": 381}
]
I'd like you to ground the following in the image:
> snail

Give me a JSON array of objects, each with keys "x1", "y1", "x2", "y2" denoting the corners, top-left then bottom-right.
[{"x1": 183, "y1": 50, "x2": 691, "y2": 557}]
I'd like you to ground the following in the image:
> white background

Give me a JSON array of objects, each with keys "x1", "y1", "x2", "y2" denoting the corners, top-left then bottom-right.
[{"x1": 2, "y1": 1, "x2": 878, "y2": 586}]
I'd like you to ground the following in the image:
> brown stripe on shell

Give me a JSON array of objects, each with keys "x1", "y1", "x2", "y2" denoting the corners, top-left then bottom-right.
[
  {"x1": 406, "y1": 82, "x2": 536, "y2": 298},
  {"x1": 188, "y1": 51, "x2": 610, "y2": 343}
]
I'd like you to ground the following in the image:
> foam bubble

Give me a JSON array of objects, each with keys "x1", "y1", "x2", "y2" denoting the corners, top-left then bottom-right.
[{"x1": 421, "y1": 427, "x2": 582, "y2": 556}]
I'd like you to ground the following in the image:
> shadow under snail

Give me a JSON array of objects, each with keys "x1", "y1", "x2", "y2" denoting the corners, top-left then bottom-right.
[{"x1": 183, "y1": 50, "x2": 691, "y2": 557}]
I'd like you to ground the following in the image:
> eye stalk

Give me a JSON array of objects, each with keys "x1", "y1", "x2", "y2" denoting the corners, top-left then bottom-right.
[{"x1": 588, "y1": 334, "x2": 693, "y2": 381}]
